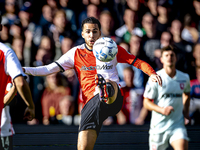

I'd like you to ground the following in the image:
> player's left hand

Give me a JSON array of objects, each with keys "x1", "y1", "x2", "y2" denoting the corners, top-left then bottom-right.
[
  {"x1": 150, "y1": 74, "x2": 162, "y2": 87},
  {"x1": 23, "y1": 106, "x2": 35, "y2": 121}
]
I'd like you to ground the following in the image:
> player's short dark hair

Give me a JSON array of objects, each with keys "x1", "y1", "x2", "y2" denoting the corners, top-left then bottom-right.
[
  {"x1": 161, "y1": 45, "x2": 177, "y2": 56},
  {"x1": 81, "y1": 17, "x2": 101, "y2": 30}
]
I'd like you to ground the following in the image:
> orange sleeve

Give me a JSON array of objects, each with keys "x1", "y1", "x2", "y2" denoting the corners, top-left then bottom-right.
[
  {"x1": 133, "y1": 58, "x2": 156, "y2": 76},
  {"x1": 116, "y1": 45, "x2": 156, "y2": 76}
]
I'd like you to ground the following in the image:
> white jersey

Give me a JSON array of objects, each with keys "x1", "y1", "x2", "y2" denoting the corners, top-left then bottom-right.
[{"x1": 143, "y1": 69, "x2": 190, "y2": 134}]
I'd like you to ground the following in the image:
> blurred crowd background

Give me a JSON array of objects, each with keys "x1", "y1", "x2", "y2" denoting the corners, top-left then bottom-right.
[{"x1": 1, "y1": 0, "x2": 200, "y2": 126}]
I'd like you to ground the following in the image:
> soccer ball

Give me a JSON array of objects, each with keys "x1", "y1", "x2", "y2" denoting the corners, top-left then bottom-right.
[{"x1": 93, "y1": 37, "x2": 118, "y2": 62}]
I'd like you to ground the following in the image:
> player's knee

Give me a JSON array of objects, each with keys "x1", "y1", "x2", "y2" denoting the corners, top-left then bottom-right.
[{"x1": 106, "y1": 82, "x2": 115, "y2": 97}]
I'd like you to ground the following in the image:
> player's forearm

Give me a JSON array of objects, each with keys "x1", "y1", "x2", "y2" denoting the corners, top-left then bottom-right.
[
  {"x1": 183, "y1": 93, "x2": 190, "y2": 117},
  {"x1": 4, "y1": 86, "x2": 17, "y2": 106},
  {"x1": 24, "y1": 62, "x2": 60, "y2": 76},
  {"x1": 14, "y1": 76, "x2": 35, "y2": 109},
  {"x1": 143, "y1": 98, "x2": 162, "y2": 113},
  {"x1": 134, "y1": 59, "x2": 156, "y2": 76}
]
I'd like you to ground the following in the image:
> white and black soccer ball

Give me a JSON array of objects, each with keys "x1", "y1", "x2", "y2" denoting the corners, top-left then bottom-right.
[{"x1": 93, "y1": 37, "x2": 118, "y2": 62}]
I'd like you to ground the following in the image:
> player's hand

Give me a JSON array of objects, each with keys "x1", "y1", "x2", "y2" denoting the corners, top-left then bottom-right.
[
  {"x1": 22, "y1": 67, "x2": 25, "y2": 73},
  {"x1": 134, "y1": 117, "x2": 145, "y2": 125},
  {"x1": 150, "y1": 74, "x2": 162, "y2": 87},
  {"x1": 23, "y1": 106, "x2": 35, "y2": 121},
  {"x1": 161, "y1": 106, "x2": 174, "y2": 115}
]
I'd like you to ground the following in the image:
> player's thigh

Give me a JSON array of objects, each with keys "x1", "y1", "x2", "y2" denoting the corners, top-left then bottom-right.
[
  {"x1": 0, "y1": 136, "x2": 13, "y2": 150},
  {"x1": 170, "y1": 139, "x2": 188, "y2": 150},
  {"x1": 170, "y1": 127, "x2": 189, "y2": 150},
  {"x1": 149, "y1": 132, "x2": 170, "y2": 150},
  {"x1": 77, "y1": 129, "x2": 97, "y2": 150}
]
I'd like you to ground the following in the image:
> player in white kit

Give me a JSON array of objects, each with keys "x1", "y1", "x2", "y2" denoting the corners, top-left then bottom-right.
[{"x1": 143, "y1": 45, "x2": 190, "y2": 150}]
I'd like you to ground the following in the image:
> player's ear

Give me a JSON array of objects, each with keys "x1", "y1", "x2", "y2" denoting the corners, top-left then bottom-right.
[
  {"x1": 81, "y1": 31, "x2": 84, "y2": 38},
  {"x1": 160, "y1": 56, "x2": 163, "y2": 64}
]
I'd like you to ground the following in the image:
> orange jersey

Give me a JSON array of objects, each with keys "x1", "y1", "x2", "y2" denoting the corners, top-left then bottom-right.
[{"x1": 56, "y1": 44, "x2": 156, "y2": 106}]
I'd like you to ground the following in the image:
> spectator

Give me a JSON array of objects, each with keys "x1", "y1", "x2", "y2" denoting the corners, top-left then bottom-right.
[
  {"x1": 41, "y1": 72, "x2": 71, "y2": 125},
  {"x1": 117, "y1": 67, "x2": 144, "y2": 125},
  {"x1": 189, "y1": 43, "x2": 200, "y2": 80},
  {"x1": 156, "y1": 1, "x2": 172, "y2": 37},
  {"x1": 2, "y1": 0, "x2": 19, "y2": 25},
  {"x1": 115, "y1": 8, "x2": 143, "y2": 44},
  {"x1": 141, "y1": 12, "x2": 160, "y2": 66},
  {"x1": 145, "y1": 0, "x2": 158, "y2": 18},
  {"x1": 44, "y1": 9, "x2": 77, "y2": 54},
  {"x1": 125, "y1": 0, "x2": 146, "y2": 24},
  {"x1": 39, "y1": 4, "x2": 53, "y2": 29},
  {"x1": 189, "y1": 67, "x2": 200, "y2": 125},
  {"x1": 59, "y1": 0, "x2": 77, "y2": 32},
  {"x1": 57, "y1": 95, "x2": 75, "y2": 125},
  {"x1": 192, "y1": 43, "x2": 200, "y2": 67},
  {"x1": 46, "y1": 0, "x2": 60, "y2": 14},
  {"x1": 38, "y1": 35, "x2": 55, "y2": 63},
  {"x1": 170, "y1": 19, "x2": 194, "y2": 76},
  {"x1": 192, "y1": 0, "x2": 200, "y2": 32},
  {"x1": 0, "y1": 23, "x2": 12, "y2": 47},
  {"x1": 10, "y1": 19, "x2": 24, "y2": 39},
  {"x1": 181, "y1": 13, "x2": 199, "y2": 45},
  {"x1": 99, "y1": 10, "x2": 117, "y2": 42},
  {"x1": 12, "y1": 37, "x2": 24, "y2": 66},
  {"x1": 61, "y1": 36, "x2": 74, "y2": 54}
]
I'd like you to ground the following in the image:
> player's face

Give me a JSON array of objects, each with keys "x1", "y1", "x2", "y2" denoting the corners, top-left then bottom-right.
[
  {"x1": 161, "y1": 50, "x2": 176, "y2": 67},
  {"x1": 82, "y1": 23, "x2": 101, "y2": 50}
]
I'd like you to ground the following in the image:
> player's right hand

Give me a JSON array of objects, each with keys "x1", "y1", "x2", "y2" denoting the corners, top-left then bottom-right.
[
  {"x1": 161, "y1": 106, "x2": 174, "y2": 115},
  {"x1": 22, "y1": 67, "x2": 25, "y2": 73},
  {"x1": 150, "y1": 74, "x2": 162, "y2": 87},
  {"x1": 23, "y1": 106, "x2": 35, "y2": 121}
]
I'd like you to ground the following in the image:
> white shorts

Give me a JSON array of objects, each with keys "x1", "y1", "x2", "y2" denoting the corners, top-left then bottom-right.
[{"x1": 149, "y1": 127, "x2": 189, "y2": 150}]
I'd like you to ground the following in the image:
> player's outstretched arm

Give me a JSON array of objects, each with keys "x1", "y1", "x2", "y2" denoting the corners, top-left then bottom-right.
[
  {"x1": 14, "y1": 76, "x2": 35, "y2": 121},
  {"x1": 133, "y1": 59, "x2": 162, "y2": 86},
  {"x1": 23, "y1": 62, "x2": 61, "y2": 76},
  {"x1": 143, "y1": 98, "x2": 174, "y2": 115}
]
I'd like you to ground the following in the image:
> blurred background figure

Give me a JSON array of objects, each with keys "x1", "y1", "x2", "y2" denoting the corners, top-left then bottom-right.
[
  {"x1": 57, "y1": 95, "x2": 75, "y2": 125},
  {"x1": 190, "y1": 67, "x2": 200, "y2": 125},
  {"x1": 41, "y1": 72, "x2": 71, "y2": 125},
  {"x1": 0, "y1": 23, "x2": 12, "y2": 47},
  {"x1": 141, "y1": 12, "x2": 160, "y2": 67},
  {"x1": 99, "y1": 10, "x2": 117, "y2": 42},
  {"x1": 115, "y1": 8, "x2": 143, "y2": 44},
  {"x1": 59, "y1": 0, "x2": 77, "y2": 32},
  {"x1": 61, "y1": 36, "x2": 74, "y2": 54},
  {"x1": 145, "y1": 0, "x2": 158, "y2": 18},
  {"x1": 39, "y1": 4, "x2": 53, "y2": 29},
  {"x1": 2, "y1": 0, "x2": 19, "y2": 25},
  {"x1": 116, "y1": 67, "x2": 145, "y2": 125},
  {"x1": 12, "y1": 37, "x2": 24, "y2": 66}
]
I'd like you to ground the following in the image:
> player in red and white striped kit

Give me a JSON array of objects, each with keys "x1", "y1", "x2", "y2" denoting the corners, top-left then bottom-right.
[{"x1": 23, "y1": 17, "x2": 162, "y2": 150}]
